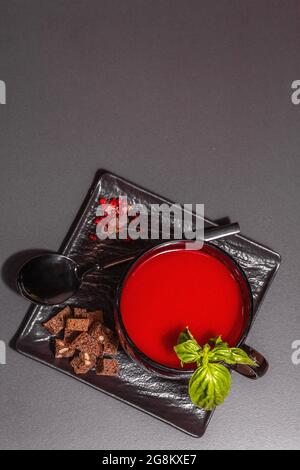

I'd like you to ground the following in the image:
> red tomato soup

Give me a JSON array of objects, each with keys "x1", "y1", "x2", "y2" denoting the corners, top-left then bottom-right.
[{"x1": 120, "y1": 244, "x2": 249, "y2": 369}]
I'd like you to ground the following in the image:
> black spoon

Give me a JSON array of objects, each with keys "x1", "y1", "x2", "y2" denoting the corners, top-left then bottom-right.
[{"x1": 17, "y1": 222, "x2": 240, "y2": 305}]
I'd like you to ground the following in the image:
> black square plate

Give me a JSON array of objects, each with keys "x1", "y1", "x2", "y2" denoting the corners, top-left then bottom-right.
[{"x1": 16, "y1": 171, "x2": 281, "y2": 437}]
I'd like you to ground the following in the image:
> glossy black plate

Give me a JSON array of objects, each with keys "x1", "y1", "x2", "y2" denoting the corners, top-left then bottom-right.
[{"x1": 15, "y1": 171, "x2": 281, "y2": 437}]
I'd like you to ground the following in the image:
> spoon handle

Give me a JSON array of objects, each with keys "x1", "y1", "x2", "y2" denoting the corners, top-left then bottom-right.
[
  {"x1": 203, "y1": 222, "x2": 240, "y2": 241},
  {"x1": 101, "y1": 255, "x2": 137, "y2": 270},
  {"x1": 98, "y1": 223, "x2": 240, "y2": 272}
]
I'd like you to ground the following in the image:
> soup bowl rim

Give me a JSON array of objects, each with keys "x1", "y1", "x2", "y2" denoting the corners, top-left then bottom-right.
[{"x1": 114, "y1": 239, "x2": 253, "y2": 378}]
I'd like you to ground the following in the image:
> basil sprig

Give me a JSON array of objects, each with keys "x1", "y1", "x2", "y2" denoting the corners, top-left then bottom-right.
[{"x1": 174, "y1": 329, "x2": 257, "y2": 410}]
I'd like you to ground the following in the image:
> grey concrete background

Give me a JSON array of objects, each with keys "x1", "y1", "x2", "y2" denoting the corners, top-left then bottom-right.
[{"x1": 0, "y1": 0, "x2": 299, "y2": 450}]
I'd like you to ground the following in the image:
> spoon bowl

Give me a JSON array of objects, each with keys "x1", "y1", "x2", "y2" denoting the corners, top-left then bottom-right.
[{"x1": 17, "y1": 254, "x2": 81, "y2": 305}]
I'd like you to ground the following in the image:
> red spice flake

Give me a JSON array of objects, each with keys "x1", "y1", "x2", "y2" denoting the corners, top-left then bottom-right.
[
  {"x1": 89, "y1": 233, "x2": 97, "y2": 241},
  {"x1": 93, "y1": 216, "x2": 103, "y2": 225},
  {"x1": 98, "y1": 197, "x2": 107, "y2": 205},
  {"x1": 109, "y1": 198, "x2": 118, "y2": 208}
]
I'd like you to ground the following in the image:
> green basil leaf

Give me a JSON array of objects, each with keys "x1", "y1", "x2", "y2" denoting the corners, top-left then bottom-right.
[
  {"x1": 177, "y1": 327, "x2": 198, "y2": 345},
  {"x1": 174, "y1": 329, "x2": 258, "y2": 410},
  {"x1": 209, "y1": 346, "x2": 257, "y2": 366},
  {"x1": 229, "y1": 348, "x2": 257, "y2": 366},
  {"x1": 208, "y1": 348, "x2": 236, "y2": 364},
  {"x1": 209, "y1": 335, "x2": 228, "y2": 348},
  {"x1": 174, "y1": 340, "x2": 202, "y2": 366},
  {"x1": 207, "y1": 336, "x2": 231, "y2": 362},
  {"x1": 188, "y1": 363, "x2": 231, "y2": 410}
]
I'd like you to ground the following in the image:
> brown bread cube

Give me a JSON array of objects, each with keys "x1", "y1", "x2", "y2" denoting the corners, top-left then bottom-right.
[
  {"x1": 96, "y1": 358, "x2": 119, "y2": 376},
  {"x1": 42, "y1": 306, "x2": 71, "y2": 335},
  {"x1": 74, "y1": 307, "x2": 88, "y2": 318},
  {"x1": 87, "y1": 310, "x2": 104, "y2": 326},
  {"x1": 64, "y1": 329, "x2": 79, "y2": 344},
  {"x1": 89, "y1": 321, "x2": 112, "y2": 342},
  {"x1": 89, "y1": 321, "x2": 106, "y2": 342},
  {"x1": 104, "y1": 335, "x2": 119, "y2": 356},
  {"x1": 89, "y1": 322, "x2": 118, "y2": 355},
  {"x1": 89, "y1": 321, "x2": 104, "y2": 343},
  {"x1": 65, "y1": 318, "x2": 89, "y2": 332},
  {"x1": 81, "y1": 351, "x2": 97, "y2": 368},
  {"x1": 71, "y1": 352, "x2": 96, "y2": 375},
  {"x1": 55, "y1": 339, "x2": 75, "y2": 359},
  {"x1": 71, "y1": 332, "x2": 103, "y2": 357}
]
